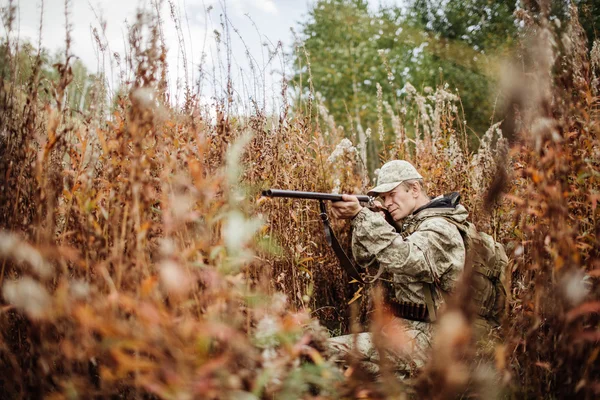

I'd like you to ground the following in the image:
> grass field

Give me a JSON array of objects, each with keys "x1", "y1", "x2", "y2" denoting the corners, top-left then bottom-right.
[{"x1": 0, "y1": 2, "x2": 598, "y2": 399}]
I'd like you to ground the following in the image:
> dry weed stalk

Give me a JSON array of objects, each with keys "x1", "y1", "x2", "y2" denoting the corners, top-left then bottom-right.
[
  {"x1": 0, "y1": 1, "x2": 598, "y2": 399},
  {"x1": 499, "y1": 4, "x2": 600, "y2": 398}
]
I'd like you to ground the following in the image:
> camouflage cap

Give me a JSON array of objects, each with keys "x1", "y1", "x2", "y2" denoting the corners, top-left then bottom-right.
[{"x1": 368, "y1": 160, "x2": 423, "y2": 196}]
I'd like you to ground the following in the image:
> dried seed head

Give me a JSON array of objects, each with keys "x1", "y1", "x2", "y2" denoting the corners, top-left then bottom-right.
[
  {"x1": 591, "y1": 40, "x2": 600, "y2": 74},
  {"x1": 222, "y1": 211, "x2": 262, "y2": 253},
  {"x1": 255, "y1": 315, "x2": 281, "y2": 348},
  {"x1": 170, "y1": 192, "x2": 195, "y2": 222},
  {"x1": 0, "y1": 231, "x2": 53, "y2": 279},
  {"x1": 331, "y1": 178, "x2": 341, "y2": 194},
  {"x1": 561, "y1": 270, "x2": 591, "y2": 306},
  {"x1": 403, "y1": 82, "x2": 417, "y2": 96},
  {"x1": 327, "y1": 138, "x2": 356, "y2": 164},
  {"x1": 159, "y1": 260, "x2": 191, "y2": 295},
  {"x1": 270, "y1": 292, "x2": 288, "y2": 314},
  {"x1": 159, "y1": 238, "x2": 176, "y2": 257},
  {"x1": 377, "y1": 83, "x2": 384, "y2": 142},
  {"x1": 3, "y1": 277, "x2": 51, "y2": 319},
  {"x1": 70, "y1": 280, "x2": 90, "y2": 300},
  {"x1": 131, "y1": 87, "x2": 156, "y2": 110}
]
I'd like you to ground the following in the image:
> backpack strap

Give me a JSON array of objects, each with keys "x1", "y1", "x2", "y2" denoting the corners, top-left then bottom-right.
[
  {"x1": 403, "y1": 216, "x2": 461, "y2": 322},
  {"x1": 474, "y1": 265, "x2": 501, "y2": 281},
  {"x1": 438, "y1": 216, "x2": 469, "y2": 236},
  {"x1": 440, "y1": 217, "x2": 503, "y2": 280},
  {"x1": 423, "y1": 283, "x2": 437, "y2": 322}
]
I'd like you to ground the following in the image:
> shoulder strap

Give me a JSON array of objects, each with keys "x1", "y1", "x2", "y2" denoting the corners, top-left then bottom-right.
[
  {"x1": 405, "y1": 215, "x2": 458, "y2": 322},
  {"x1": 319, "y1": 202, "x2": 392, "y2": 285},
  {"x1": 319, "y1": 201, "x2": 365, "y2": 284},
  {"x1": 423, "y1": 283, "x2": 437, "y2": 322},
  {"x1": 440, "y1": 217, "x2": 503, "y2": 279},
  {"x1": 438, "y1": 216, "x2": 469, "y2": 236}
]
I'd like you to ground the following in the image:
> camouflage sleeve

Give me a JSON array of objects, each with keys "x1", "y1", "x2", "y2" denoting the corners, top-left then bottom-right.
[{"x1": 351, "y1": 209, "x2": 464, "y2": 283}]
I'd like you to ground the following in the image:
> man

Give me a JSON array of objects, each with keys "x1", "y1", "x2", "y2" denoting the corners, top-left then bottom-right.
[{"x1": 327, "y1": 159, "x2": 469, "y2": 376}]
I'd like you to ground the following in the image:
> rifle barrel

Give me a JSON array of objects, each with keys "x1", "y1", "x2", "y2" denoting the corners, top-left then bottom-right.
[{"x1": 262, "y1": 189, "x2": 370, "y2": 203}]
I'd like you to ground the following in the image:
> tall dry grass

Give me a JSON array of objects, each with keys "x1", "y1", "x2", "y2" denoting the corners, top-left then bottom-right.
[{"x1": 0, "y1": 1, "x2": 598, "y2": 399}]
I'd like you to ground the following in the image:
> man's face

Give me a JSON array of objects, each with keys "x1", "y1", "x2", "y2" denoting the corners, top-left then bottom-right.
[{"x1": 380, "y1": 184, "x2": 416, "y2": 221}]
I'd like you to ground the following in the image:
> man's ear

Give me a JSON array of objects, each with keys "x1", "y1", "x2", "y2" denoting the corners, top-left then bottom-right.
[{"x1": 411, "y1": 183, "x2": 420, "y2": 197}]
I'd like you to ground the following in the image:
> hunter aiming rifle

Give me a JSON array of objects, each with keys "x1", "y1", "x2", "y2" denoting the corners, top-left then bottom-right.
[{"x1": 261, "y1": 189, "x2": 393, "y2": 284}]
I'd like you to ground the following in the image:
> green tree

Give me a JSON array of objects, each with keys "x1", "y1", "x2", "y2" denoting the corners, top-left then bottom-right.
[
  {"x1": 405, "y1": 0, "x2": 518, "y2": 136},
  {"x1": 294, "y1": 0, "x2": 383, "y2": 133},
  {"x1": 575, "y1": 0, "x2": 600, "y2": 48},
  {"x1": 0, "y1": 41, "x2": 54, "y2": 97},
  {"x1": 544, "y1": 1, "x2": 599, "y2": 49},
  {"x1": 293, "y1": 0, "x2": 518, "y2": 149},
  {"x1": 294, "y1": 0, "x2": 428, "y2": 172},
  {"x1": 0, "y1": 40, "x2": 99, "y2": 114}
]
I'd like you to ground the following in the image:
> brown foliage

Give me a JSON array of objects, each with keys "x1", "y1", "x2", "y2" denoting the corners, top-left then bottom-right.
[{"x1": 0, "y1": 2, "x2": 598, "y2": 399}]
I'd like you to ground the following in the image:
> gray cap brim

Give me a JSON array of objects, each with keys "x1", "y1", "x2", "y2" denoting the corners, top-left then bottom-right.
[{"x1": 367, "y1": 182, "x2": 402, "y2": 196}]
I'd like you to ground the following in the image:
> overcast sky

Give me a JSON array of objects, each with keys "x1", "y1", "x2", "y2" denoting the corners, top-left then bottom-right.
[{"x1": 6, "y1": 0, "x2": 399, "y2": 108}]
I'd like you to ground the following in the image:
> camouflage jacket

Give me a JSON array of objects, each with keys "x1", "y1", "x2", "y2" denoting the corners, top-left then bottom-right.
[{"x1": 351, "y1": 193, "x2": 468, "y2": 308}]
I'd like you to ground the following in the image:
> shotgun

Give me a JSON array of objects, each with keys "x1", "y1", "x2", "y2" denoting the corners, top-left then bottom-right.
[{"x1": 261, "y1": 189, "x2": 394, "y2": 283}]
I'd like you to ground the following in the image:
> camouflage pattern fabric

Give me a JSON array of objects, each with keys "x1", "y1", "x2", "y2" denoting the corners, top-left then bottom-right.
[
  {"x1": 327, "y1": 200, "x2": 469, "y2": 374},
  {"x1": 368, "y1": 160, "x2": 423, "y2": 196},
  {"x1": 351, "y1": 203, "x2": 468, "y2": 305},
  {"x1": 327, "y1": 318, "x2": 432, "y2": 376}
]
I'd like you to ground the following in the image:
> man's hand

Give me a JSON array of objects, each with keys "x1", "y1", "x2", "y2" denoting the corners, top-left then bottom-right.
[
  {"x1": 330, "y1": 194, "x2": 363, "y2": 220},
  {"x1": 369, "y1": 200, "x2": 386, "y2": 213}
]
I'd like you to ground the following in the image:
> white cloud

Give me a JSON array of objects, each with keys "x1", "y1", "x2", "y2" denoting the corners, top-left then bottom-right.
[
  {"x1": 197, "y1": 0, "x2": 277, "y2": 17},
  {"x1": 251, "y1": 0, "x2": 278, "y2": 15}
]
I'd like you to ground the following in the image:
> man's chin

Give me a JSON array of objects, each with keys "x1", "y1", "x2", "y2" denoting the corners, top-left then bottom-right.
[{"x1": 391, "y1": 211, "x2": 409, "y2": 222}]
